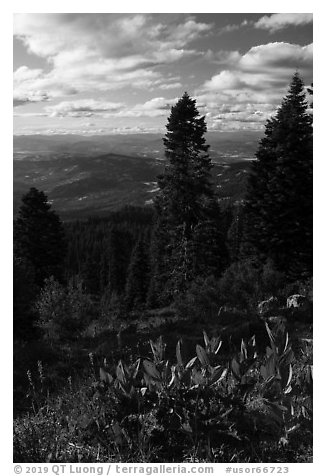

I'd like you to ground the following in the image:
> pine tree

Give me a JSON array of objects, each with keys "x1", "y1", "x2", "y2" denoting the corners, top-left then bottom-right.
[
  {"x1": 146, "y1": 212, "x2": 170, "y2": 308},
  {"x1": 14, "y1": 188, "x2": 66, "y2": 286},
  {"x1": 227, "y1": 203, "x2": 245, "y2": 263},
  {"x1": 107, "y1": 228, "x2": 131, "y2": 297},
  {"x1": 151, "y1": 92, "x2": 227, "y2": 301},
  {"x1": 244, "y1": 73, "x2": 313, "y2": 279},
  {"x1": 191, "y1": 200, "x2": 229, "y2": 278},
  {"x1": 125, "y1": 235, "x2": 150, "y2": 310}
]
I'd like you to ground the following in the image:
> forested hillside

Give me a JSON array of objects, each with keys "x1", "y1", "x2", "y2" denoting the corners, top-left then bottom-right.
[
  {"x1": 13, "y1": 74, "x2": 313, "y2": 463},
  {"x1": 13, "y1": 131, "x2": 261, "y2": 219}
]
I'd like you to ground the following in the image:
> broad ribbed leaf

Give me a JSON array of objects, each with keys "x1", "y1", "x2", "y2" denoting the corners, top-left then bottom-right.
[
  {"x1": 185, "y1": 356, "x2": 197, "y2": 369},
  {"x1": 192, "y1": 369, "x2": 205, "y2": 386},
  {"x1": 280, "y1": 363, "x2": 293, "y2": 389},
  {"x1": 116, "y1": 360, "x2": 126, "y2": 384},
  {"x1": 265, "y1": 323, "x2": 277, "y2": 353},
  {"x1": 265, "y1": 354, "x2": 276, "y2": 379},
  {"x1": 210, "y1": 366, "x2": 227, "y2": 385},
  {"x1": 99, "y1": 367, "x2": 113, "y2": 384},
  {"x1": 280, "y1": 347, "x2": 294, "y2": 367},
  {"x1": 143, "y1": 359, "x2": 161, "y2": 380},
  {"x1": 231, "y1": 357, "x2": 241, "y2": 379},
  {"x1": 196, "y1": 344, "x2": 209, "y2": 366},
  {"x1": 203, "y1": 330, "x2": 210, "y2": 348},
  {"x1": 130, "y1": 358, "x2": 141, "y2": 379},
  {"x1": 176, "y1": 339, "x2": 183, "y2": 368},
  {"x1": 240, "y1": 339, "x2": 247, "y2": 362},
  {"x1": 211, "y1": 337, "x2": 222, "y2": 355},
  {"x1": 150, "y1": 336, "x2": 165, "y2": 363}
]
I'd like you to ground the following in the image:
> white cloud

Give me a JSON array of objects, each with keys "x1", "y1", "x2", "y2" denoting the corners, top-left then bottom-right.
[
  {"x1": 167, "y1": 18, "x2": 211, "y2": 44},
  {"x1": 158, "y1": 82, "x2": 183, "y2": 90},
  {"x1": 14, "y1": 66, "x2": 49, "y2": 106},
  {"x1": 13, "y1": 14, "x2": 313, "y2": 132},
  {"x1": 255, "y1": 13, "x2": 313, "y2": 32},
  {"x1": 138, "y1": 97, "x2": 173, "y2": 111},
  {"x1": 205, "y1": 50, "x2": 241, "y2": 65},
  {"x1": 46, "y1": 99, "x2": 125, "y2": 117},
  {"x1": 197, "y1": 42, "x2": 313, "y2": 130},
  {"x1": 129, "y1": 97, "x2": 175, "y2": 115},
  {"x1": 13, "y1": 65, "x2": 79, "y2": 106},
  {"x1": 43, "y1": 96, "x2": 177, "y2": 119},
  {"x1": 14, "y1": 66, "x2": 43, "y2": 82},
  {"x1": 217, "y1": 19, "x2": 250, "y2": 35},
  {"x1": 13, "y1": 13, "x2": 212, "y2": 104},
  {"x1": 203, "y1": 70, "x2": 245, "y2": 91},
  {"x1": 239, "y1": 43, "x2": 313, "y2": 74},
  {"x1": 114, "y1": 97, "x2": 177, "y2": 118},
  {"x1": 201, "y1": 42, "x2": 312, "y2": 96}
]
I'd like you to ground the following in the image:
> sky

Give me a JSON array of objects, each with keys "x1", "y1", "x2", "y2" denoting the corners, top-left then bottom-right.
[{"x1": 13, "y1": 12, "x2": 313, "y2": 135}]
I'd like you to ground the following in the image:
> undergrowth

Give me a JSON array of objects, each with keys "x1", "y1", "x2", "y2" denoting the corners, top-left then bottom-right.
[{"x1": 14, "y1": 322, "x2": 312, "y2": 463}]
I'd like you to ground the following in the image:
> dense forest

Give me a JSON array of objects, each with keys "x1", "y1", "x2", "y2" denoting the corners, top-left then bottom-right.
[{"x1": 13, "y1": 73, "x2": 313, "y2": 463}]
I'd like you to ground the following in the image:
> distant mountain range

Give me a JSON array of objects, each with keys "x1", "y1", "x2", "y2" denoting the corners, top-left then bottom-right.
[{"x1": 13, "y1": 131, "x2": 262, "y2": 220}]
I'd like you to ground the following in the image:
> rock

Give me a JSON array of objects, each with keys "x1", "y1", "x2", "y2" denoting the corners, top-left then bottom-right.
[
  {"x1": 257, "y1": 297, "x2": 278, "y2": 315},
  {"x1": 286, "y1": 294, "x2": 308, "y2": 308}
]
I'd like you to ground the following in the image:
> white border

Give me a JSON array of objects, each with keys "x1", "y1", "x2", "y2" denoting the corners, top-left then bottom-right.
[{"x1": 5, "y1": 3, "x2": 323, "y2": 474}]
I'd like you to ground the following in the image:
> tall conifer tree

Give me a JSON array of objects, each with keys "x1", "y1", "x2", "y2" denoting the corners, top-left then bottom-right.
[
  {"x1": 125, "y1": 235, "x2": 150, "y2": 310},
  {"x1": 14, "y1": 188, "x2": 66, "y2": 286},
  {"x1": 244, "y1": 73, "x2": 313, "y2": 279},
  {"x1": 150, "y1": 93, "x2": 227, "y2": 302}
]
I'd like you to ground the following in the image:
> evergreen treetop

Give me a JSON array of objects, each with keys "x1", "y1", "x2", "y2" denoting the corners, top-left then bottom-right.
[
  {"x1": 149, "y1": 93, "x2": 227, "y2": 302},
  {"x1": 244, "y1": 72, "x2": 313, "y2": 279},
  {"x1": 14, "y1": 187, "x2": 67, "y2": 286}
]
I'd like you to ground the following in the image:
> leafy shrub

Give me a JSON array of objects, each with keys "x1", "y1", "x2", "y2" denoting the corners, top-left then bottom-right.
[
  {"x1": 218, "y1": 259, "x2": 287, "y2": 311},
  {"x1": 260, "y1": 260, "x2": 288, "y2": 302},
  {"x1": 35, "y1": 276, "x2": 94, "y2": 342},
  {"x1": 175, "y1": 276, "x2": 221, "y2": 321}
]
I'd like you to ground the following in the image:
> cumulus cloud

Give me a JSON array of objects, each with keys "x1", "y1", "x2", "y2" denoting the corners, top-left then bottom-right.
[
  {"x1": 201, "y1": 42, "x2": 312, "y2": 95},
  {"x1": 13, "y1": 14, "x2": 313, "y2": 132},
  {"x1": 46, "y1": 99, "x2": 125, "y2": 117},
  {"x1": 13, "y1": 13, "x2": 212, "y2": 103},
  {"x1": 204, "y1": 49, "x2": 241, "y2": 65},
  {"x1": 124, "y1": 97, "x2": 176, "y2": 117},
  {"x1": 158, "y1": 82, "x2": 183, "y2": 90},
  {"x1": 167, "y1": 18, "x2": 211, "y2": 44},
  {"x1": 13, "y1": 65, "x2": 79, "y2": 106},
  {"x1": 197, "y1": 42, "x2": 313, "y2": 130},
  {"x1": 14, "y1": 66, "x2": 49, "y2": 106},
  {"x1": 206, "y1": 103, "x2": 273, "y2": 131},
  {"x1": 110, "y1": 97, "x2": 178, "y2": 118},
  {"x1": 255, "y1": 13, "x2": 313, "y2": 32},
  {"x1": 44, "y1": 96, "x2": 177, "y2": 119},
  {"x1": 238, "y1": 42, "x2": 312, "y2": 74},
  {"x1": 217, "y1": 19, "x2": 250, "y2": 35},
  {"x1": 142, "y1": 97, "x2": 175, "y2": 110}
]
